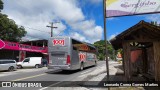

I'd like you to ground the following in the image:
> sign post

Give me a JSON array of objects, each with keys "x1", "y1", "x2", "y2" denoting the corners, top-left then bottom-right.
[{"x1": 103, "y1": 0, "x2": 110, "y2": 81}]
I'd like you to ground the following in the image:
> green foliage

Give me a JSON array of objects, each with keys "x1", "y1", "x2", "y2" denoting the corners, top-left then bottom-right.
[
  {"x1": 0, "y1": 0, "x2": 27, "y2": 42},
  {"x1": 151, "y1": 21, "x2": 154, "y2": 25},
  {"x1": 0, "y1": 13, "x2": 27, "y2": 42},
  {"x1": 117, "y1": 49, "x2": 122, "y2": 54},
  {"x1": 0, "y1": 0, "x2": 3, "y2": 11},
  {"x1": 93, "y1": 40, "x2": 115, "y2": 60},
  {"x1": 151, "y1": 21, "x2": 159, "y2": 26}
]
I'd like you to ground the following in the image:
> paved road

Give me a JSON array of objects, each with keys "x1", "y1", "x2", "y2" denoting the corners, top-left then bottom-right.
[{"x1": 0, "y1": 61, "x2": 106, "y2": 90}]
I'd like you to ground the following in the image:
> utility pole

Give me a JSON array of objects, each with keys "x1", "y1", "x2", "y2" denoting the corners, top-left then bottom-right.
[{"x1": 46, "y1": 22, "x2": 59, "y2": 37}]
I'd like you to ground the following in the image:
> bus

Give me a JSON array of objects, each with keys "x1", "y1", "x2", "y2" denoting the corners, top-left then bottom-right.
[{"x1": 48, "y1": 36, "x2": 98, "y2": 70}]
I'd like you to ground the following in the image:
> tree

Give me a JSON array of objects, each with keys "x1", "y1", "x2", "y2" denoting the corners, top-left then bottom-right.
[
  {"x1": 0, "y1": 0, "x2": 27, "y2": 42},
  {"x1": 0, "y1": 14, "x2": 27, "y2": 42},
  {"x1": 93, "y1": 40, "x2": 115, "y2": 60},
  {"x1": 0, "y1": 0, "x2": 3, "y2": 11}
]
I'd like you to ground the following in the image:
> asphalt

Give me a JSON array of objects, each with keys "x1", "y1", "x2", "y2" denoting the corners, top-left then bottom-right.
[
  {"x1": 0, "y1": 61, "x2": 105, "y2": 81},
  {"x1": 0, "y1": 61, "x2": 106, "y2": 90}
]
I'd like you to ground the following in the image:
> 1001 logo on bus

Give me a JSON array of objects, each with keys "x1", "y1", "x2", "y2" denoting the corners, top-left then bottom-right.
[
  {"x1": 79, "y1": 53, "x2": 86, "y2": 61},
  {"x1": 53, "y1": 39, "x2": 65, "y2": 46}
]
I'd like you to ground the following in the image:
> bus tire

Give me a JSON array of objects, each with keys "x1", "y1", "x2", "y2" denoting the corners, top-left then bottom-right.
[{"x1": 80, "y1": 63, "x2": 84, "y2": 70}]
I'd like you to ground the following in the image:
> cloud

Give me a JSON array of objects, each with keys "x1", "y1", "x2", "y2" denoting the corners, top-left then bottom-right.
[
  {"x1": 2, "y1": 0, "x2": 67, "y2": 41},
  {"x1": 109, "y1": 33, "x2": 119, "y2": 40},
  {"x1": 107, "y1": 17, "x2": 119, "y2": 21},
  {"x1": 2, "y1": 0, "x2": 103, "y2": 43},
  {"x1": 70, "y1": 20, "x2": 103, "y2": 43},
  {"x1": 70, "y1": 32, "x2": 87, "y2": 42},
  {"x1": 145, "y1": 14, "x2": 160, "y2": 24},
  {"x1": 51, "y1": 0, "x2": 85, "y2": 24}
]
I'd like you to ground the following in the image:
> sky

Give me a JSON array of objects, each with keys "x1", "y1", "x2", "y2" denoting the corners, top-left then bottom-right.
[{"x1": 1, "y1": 0, "x2": 160, "y2": 43}]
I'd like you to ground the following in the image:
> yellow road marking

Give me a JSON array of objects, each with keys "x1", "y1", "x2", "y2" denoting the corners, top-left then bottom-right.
[{"x1": 11, "y1": 73, "x2": 46, "y2": 81}]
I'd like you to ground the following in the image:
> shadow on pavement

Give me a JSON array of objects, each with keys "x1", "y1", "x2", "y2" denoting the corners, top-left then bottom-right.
[
  {"x1": 45, "y1": 65, "x2": 95, "y2": 75},
  {"x1": 46, "y1": 69, "x2": 80, "y2": 75},
  {"x1": 0, "y1": 70, "x2": 17, "y2": 72}
]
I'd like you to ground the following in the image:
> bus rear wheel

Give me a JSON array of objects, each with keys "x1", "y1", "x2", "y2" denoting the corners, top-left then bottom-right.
[{"x1": 80, "y1": 63, "x2": 84, "y2": 70}]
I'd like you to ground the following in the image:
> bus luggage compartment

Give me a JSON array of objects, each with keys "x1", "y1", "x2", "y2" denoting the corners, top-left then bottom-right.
[{"x1": 48, "y1": 51, "x2": 71, "y2": 70}]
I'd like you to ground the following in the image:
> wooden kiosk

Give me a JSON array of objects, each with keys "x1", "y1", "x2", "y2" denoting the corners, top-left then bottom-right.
[{"x1": 110, "y1": 20, "x2": 160, "y2": 81}]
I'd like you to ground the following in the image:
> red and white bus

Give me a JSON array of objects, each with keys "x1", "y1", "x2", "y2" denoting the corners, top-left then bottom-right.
[{"x1": 48, "y1": 36, "x2": 98, "y2": 70}]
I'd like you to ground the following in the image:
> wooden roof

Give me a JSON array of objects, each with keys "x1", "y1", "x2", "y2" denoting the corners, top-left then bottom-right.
[{"x1": 110, "y1": 20, "x2": 160, "y2": 50}]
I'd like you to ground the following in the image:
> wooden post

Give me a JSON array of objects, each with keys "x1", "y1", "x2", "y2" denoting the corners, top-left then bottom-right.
[
  {"x1": 122, "y1": 50, "x2": 125, "y2": 74},
  {"x1": 153, "y1": 41, "x2": 160, "y2": 81},
  {"x1": 142, "y1": 48, "x2": 148, "y2": 73},
  {"x1": 123, "y1": 42, "x2": 131, "y2": 81}
]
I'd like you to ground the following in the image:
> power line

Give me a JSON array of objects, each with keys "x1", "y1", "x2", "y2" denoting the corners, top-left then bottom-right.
[
  {"x1": 24, "y1": 26, "x2": 50, "y2": 34},
  {"x1": 18, "y1": 25, "x2": 50, "y2": 41},
  {"x1": 25, "y1": 35, "x2": 44, "y2": 39},
  {"x1": 54, "y1": 30, "x2": 65, "y2": 37},
  {"x1": 18, "y1": 24, "x2": 65, "y2": 39},
  {"x1": 18, "y1": 24, "x2": 50, "y2": 34}
]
